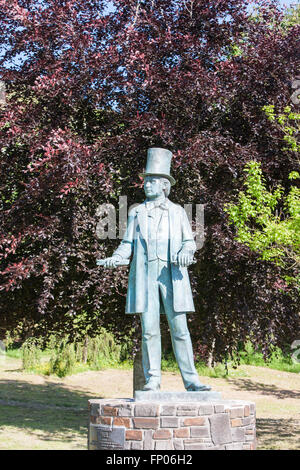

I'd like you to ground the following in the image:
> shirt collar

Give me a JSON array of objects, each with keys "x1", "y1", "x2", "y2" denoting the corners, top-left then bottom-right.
[{"x1": 145, "y1": 197, "x2": 169, "y2": 211}]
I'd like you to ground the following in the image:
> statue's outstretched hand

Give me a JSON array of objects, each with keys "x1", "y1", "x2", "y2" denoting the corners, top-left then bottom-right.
[{"x1": 100, "y1": 256, "x2": 122, "y2": 268}]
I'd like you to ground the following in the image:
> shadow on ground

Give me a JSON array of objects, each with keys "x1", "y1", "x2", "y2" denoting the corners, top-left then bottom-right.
[
  {"x1": 226, "y1": 378, "x2": 300, "y2": 400},
  {"x1": 257, "y1": 418, "x2": 300, "y2": 450},
  {"x1": 0, "y1": 378, "x2": 101, "y2": 444}
]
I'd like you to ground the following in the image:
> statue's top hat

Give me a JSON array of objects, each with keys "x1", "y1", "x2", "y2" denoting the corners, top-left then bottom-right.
[{"x1": 139, "y1": 148, "x2": 176, "y2": 186}]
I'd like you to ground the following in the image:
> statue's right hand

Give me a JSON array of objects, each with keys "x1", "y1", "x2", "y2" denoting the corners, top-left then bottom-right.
[{"x1": 103, "y1": 256, "x2": 122, "y2": 268}]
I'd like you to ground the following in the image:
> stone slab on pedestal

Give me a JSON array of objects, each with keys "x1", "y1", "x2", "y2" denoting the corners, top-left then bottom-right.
[
  {"x1": 88, "y1": 398, "x2": 256, "y2": 450},
  {"x1": 134, "y1": 391, "x2": 222, "y2": 401}
]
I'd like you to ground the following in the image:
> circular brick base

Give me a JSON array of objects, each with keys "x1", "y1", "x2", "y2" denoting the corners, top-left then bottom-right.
[{"x1": 88, "y1": 398, "x2": 256, "y2": 450}]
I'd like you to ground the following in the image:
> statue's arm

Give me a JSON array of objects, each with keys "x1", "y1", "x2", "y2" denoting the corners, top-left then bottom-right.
[
  {"x1": 113, "y1": 209, "x2": 136, "y2": 259},
  {"x1": 176, "y1": 208, "x2": 196, "y2": 267},
  {"x1": 112, "y1": 241, "x2": 133, "y2": 260},
  {"x1": 181, "y1": 208, "x2": 197, "y2": 253},
  {"x1": 106, "y1": 209, "x2": 136, "y2": 265}
]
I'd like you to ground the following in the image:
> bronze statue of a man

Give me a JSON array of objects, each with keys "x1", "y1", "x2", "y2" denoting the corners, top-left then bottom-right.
[{"x1": 101, "y1": 148, "x2": 211, "y2": 392}]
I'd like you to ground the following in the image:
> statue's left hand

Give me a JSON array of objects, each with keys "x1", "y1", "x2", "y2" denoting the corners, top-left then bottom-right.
[{"x1": 176, "y1": 250, "x2": 194, "y2": 267}]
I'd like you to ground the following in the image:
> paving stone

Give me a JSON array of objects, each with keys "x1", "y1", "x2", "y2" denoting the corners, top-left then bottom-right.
[
  {"x1": 198, "y1": 404, "x2": 214, "y2": 415},
  {"x1": 155, "y1": 440, "x2": 173, "y2": 450},
  {"x1": 90, "y1": 402, "x2": 101, "y2": 417},
  {"x1": 161, "y1": 416, "x2": 179, "y2": 428},
  {"x1": 214, "y1": 404, "x2": 225, "y2": 413},
  {"x1": 133, "y1": 417, "x2": 159, "y2": 429},
  {"x1": 231, "y1": 426, "x2": 245, "y2": 442},
  {"x1": 173, "y1": 439, "x2": 184, "y2": 450},
  {"x1": 199, "y1": 438, "x2": 215, "y2": 444},
  {"x1": 98, "y1": 416, "x2": 112, "y2": 426},
  {"x1": 184, "y1": 440, "x2": 207, "y2": 450},
  {"x1": 131, "y1": 441, "x2": 143, "y2": 450},
  {"x1": 231, "y1": 418, "x2": 243, "y2": 427},
  {"x1": 226, "y1": 443, "x2": 244, "y2": 450},
  {"x1": 190, "y1": 426, "x2": 210, "y2": 438},
  {"x1": 161, "y1": 405, "x2": 176, "y2": 416},
  {"x1": 230, "y1": 407, "x2": 245, "y2": 419},
  {"x1": 144, "y1": 430, "x2": 153, "y2": 450},
  {"x1": 209, "y1": 413, "x2": 232, "y2": 445},
  {"x1": 125, "y1": 430, "x2": 143, "y2": 441},
  {"x1": 182, "y1": 417, "x2": 207, "y2": 426},
  {"x1": 135, "y1": 404, "x2": 159, "y2": 417},
  {"x1": 173, "y1": 427, "x2": 190, "y2": 438},
  {"x1": 153, "y1": 429, "x2": 172, "y2": 440},
  {"x1": 176, "y1": 404, "x2": 199, "y2": 416},
  {"x1": 242, "y1": 417, "x2": 251, "y2": 426},
  {"x1": 113, "y1": 417, "x2": 131, "y2": 428},
  {"x1": 102, "y1": 405, "x2": 119, "y2": 416},
  {"x1": 118, "y1": 403, "x2": 135, "y2": 417},
  {"x1": 245, "y1": 428, "x2": 255, "y2": 435}
]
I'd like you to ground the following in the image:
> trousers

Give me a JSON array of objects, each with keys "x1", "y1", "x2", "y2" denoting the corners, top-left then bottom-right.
[{"x1": 139, "y1": 259, "x2": 200, "y2": 390}]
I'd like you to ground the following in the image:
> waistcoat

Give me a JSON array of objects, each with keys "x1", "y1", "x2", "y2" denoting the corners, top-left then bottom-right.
[{"x1": 147, "y1": 206, "x2": 170, "y2": 261}]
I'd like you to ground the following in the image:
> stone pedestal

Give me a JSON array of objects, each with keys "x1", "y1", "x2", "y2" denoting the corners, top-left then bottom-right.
[{"x1": 88, "y1": 397, "x2": 256, "y2": 450}]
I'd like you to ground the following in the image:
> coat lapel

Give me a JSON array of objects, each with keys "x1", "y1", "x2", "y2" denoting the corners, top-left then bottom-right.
[
  {"x1": 168, "y1": 200, "x2": 180, "y2": 255},
  {"x1": 136, "y1": 202, "x2": 148, "y2": 246},
  {"x1": 136, "y1": 199, "x2": 179, "y2": 251}
]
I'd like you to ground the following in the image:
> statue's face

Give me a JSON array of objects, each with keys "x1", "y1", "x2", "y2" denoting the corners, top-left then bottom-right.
[{"x1": 144, "y1": 176, "x2": 164, "y2": 199}]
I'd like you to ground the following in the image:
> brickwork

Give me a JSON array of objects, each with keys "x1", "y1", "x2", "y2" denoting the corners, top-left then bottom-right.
[{"x1": 88, "y1": 398, "x2": 256, "y2": 450}]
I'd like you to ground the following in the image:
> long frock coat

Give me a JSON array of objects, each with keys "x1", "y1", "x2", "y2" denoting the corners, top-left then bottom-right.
[{"x1": 113, "y1": 198, "x2": 197, "y2": 314}]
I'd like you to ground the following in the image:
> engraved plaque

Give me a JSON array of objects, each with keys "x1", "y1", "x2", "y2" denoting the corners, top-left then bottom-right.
[
  {"x1": 89, "y1": 423, "x2": 101, "y2": 450},
  {"x1": 97, "y1": 425, "x2": 125, "y2": 450}
]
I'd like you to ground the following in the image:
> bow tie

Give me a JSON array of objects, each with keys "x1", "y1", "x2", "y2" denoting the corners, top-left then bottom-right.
[{"x1": 145, "y1": 200, "x2": 168, "y2": 211}]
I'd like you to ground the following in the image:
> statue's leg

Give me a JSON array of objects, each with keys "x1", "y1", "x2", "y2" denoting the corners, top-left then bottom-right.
[
  {"x1": 140, "y1": 260, "x2": 161, "y2": 390},
  {"x1": 158, "y1": 261, "x2": 211, "y2": 391},
  {"x1": 167, "y1": 312, "x2": 204, "y2": 390}
]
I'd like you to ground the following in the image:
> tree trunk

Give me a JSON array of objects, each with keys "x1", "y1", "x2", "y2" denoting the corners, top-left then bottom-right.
[
  {"x1": 207, "y1": 338, "x2": 216, "y2": 368},
  {"x1": 82, "y1": 335, "x2": 88, "y2": 364}
]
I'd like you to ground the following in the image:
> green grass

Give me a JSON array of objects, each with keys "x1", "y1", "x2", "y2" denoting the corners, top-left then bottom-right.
[
  {"x1": 1, "y1": 354, "x2": 299, "y2": 450},
  {"x1": 6, "y1": 347, "x2": 50, "y2": 360},
  {"x1": 5, "y1": 340, "x2": 300, "y2": 378},
  {"x1": 0, "y1": 374, "x2": 88, "y2": 451},
  {"x1": 161, "y1": 342, "x2": 300, "y2": 379},
  {"x1": 31, "y1": 358, "x2": 133, "y2": 376},
  {"x1": 5, "y1": 350, "x2": 133, "y2": 377},
  {"x1": 238, "y1": 342, "x2": 300, "y2": 374},
  {"x1": 4, "y1": 331, "x2": 127, "y2": 378},
  {"x1": 6, "y1": 348, "x2": 23, "y2": 359},
  {"x1": 0, "y1": 405, "x2": 87, "y2": 450},
  {"x1": 161, "y1": 354, "x2": 248, "y2": 378},
  {"x1": 196, "y1": 361, "x2": 249, "y2": 378}
]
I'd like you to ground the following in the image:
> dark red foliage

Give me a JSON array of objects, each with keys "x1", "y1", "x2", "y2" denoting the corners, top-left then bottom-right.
[{"x1": 0, "y1": 0, "x2": 299, "y2": 358}]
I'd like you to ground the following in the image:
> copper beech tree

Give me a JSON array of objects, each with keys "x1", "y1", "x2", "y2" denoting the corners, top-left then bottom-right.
[{"x1": 0, "y1": 0, "x2": 299, "y2": 361}]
